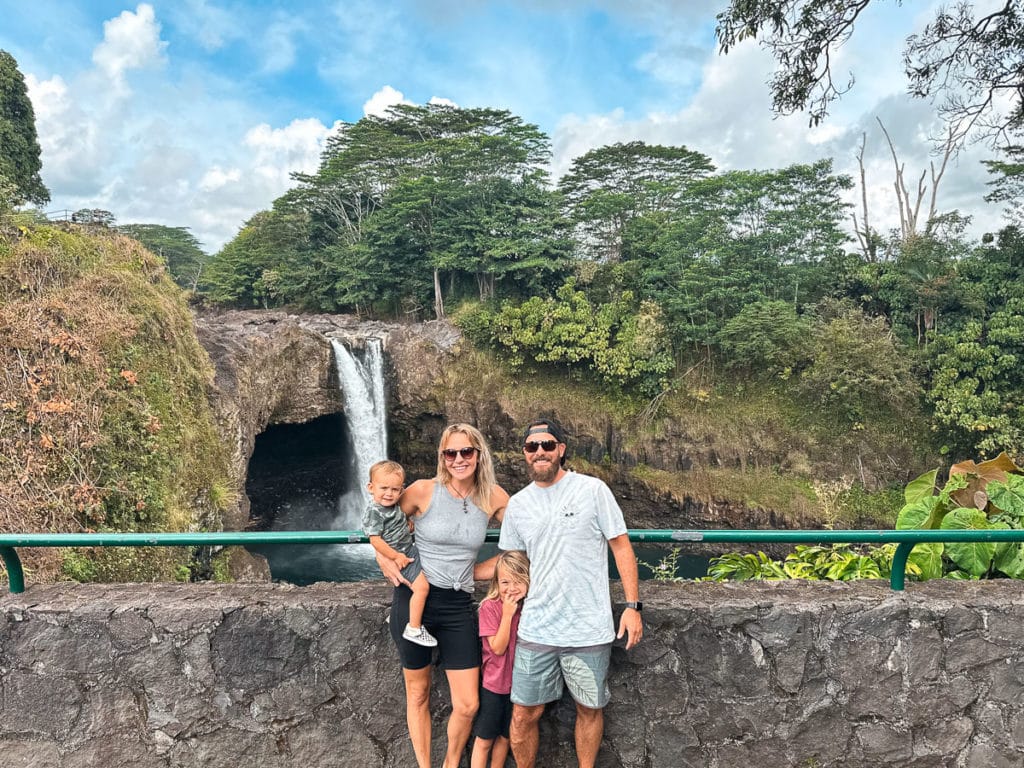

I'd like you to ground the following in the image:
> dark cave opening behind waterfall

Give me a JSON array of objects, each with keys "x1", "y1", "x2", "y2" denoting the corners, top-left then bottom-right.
[{"x1": 244, "y1": 413, "x2": 382, "y2": 583}]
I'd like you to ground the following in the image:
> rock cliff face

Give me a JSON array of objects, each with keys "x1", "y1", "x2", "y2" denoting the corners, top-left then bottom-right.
[
  {"x1": 193, "y1": 309, "x2": 795, "y2": 544},
  {"x1": 2, "y1": 580, "x2": 1023, "y2": 767}
]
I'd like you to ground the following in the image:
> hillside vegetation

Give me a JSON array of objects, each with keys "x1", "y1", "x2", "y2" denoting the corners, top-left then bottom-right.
[{"x1": 0, "y1": 220, "x2": 231, "y2": 581}]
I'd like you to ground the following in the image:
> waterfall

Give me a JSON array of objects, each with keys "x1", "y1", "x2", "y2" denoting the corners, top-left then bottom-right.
[
  {"x1": 330, "y1": 338, "x2": 387, "y2": 529},
  {"x1": 245, "y1": 337, "x2": 389, "y2": 583}
]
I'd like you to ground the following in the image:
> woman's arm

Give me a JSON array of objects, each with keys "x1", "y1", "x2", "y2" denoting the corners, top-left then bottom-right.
[
  {"x1": 375, "y1": 551, "x2": 410, "y2": 586},
  {"x1": 400, "y1": 479, "x2": 433, "y2": 518}
]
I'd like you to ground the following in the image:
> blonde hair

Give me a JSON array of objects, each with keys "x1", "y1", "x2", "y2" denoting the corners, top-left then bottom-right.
[
  {"x1": 485, "y1": 550, "x2": 531, "y2": 601},
  {"x1": 369, "y1": 460, "x2": 405, "y2": 483},
  {"x1": 435, "y1": 423, "x2": 497, "y2": 514}
]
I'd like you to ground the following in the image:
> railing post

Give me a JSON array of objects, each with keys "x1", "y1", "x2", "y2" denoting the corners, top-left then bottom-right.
[
  {"x1": 0, "y1": 546, "x2": 25, "y2": 594},
  {"x1": 890, "y1": 542, "x2": 915, "y2": 591}
]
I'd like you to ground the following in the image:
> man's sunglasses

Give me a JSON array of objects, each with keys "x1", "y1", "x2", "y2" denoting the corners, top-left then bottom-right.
[
  {"x1": 441, "y1": 447, "x2": 478, "y2": 460},
  {"x1": 524, "y1": 440, "x2": 559, "y2": 453}
]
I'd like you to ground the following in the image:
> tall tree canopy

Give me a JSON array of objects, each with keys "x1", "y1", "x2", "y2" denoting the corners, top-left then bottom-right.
[
  {"x1": 558, "y1": 141, "x2": 715, "y2": 262},
  {"x1": 0, "y1": 50, "x2": 49, "y2": 206},
  {"x1": 716, "y1": 1, "x2": 1024, "y2": 148},
  {"x1": 279, "y1": 103, "x2": 568, "y2": 316}
]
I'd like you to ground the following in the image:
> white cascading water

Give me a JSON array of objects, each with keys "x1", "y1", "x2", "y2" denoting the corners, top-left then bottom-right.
[{"x1": 330, "y1": 338, "x2": 387, "y2": 529}]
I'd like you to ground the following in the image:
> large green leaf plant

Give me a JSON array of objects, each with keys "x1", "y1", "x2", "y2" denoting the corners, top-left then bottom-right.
[{"x1": 896, "y1": 453, "x2": 1024, "y2": 579}]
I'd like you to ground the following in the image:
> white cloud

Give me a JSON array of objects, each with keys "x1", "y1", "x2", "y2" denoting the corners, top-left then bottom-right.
[
  {"x1": 429, "y1": 96, "x2": 459, "y2": 108},
  {"x1": 92, "y1": 4, "x2": 167, "y2": 87},
  {"x1": 25, "y1": 73, "x2": 107, "y2": 199},
  {"x1": 244, "y1": 118, "x2": 337, "y2": 186},
  {"x1": 199, "y1": 166, "x2": 242, "y2": 192},
  {"x1": 174, "y1": 0, "x2": 238, "y2": 51},
  {"x1": 363, "y1": 85, "x2": 412, "y2": 117},
  {"x1": 260, "y1": 18, "x2": 303, "y2": 74}
]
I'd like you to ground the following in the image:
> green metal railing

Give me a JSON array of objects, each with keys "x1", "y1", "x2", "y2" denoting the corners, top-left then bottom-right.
[{"x1": 3, "y1": 528, "x2": 1024, "y2": 594}]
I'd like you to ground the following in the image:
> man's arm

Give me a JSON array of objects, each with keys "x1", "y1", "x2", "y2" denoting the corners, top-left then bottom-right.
[{"x1": 608, "y1": 533, "x2": 643, "y2": 650}]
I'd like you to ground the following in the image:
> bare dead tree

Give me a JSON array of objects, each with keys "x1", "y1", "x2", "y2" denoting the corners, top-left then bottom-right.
[
  {"x1": 851, "y1": 131, "x2": 879, "y2": 261},
  {"x1": 876, "y1": 117, "x2": 955, "y2": 239},
  {"x1": 877, "y1": 118, "x2": 925, "y2": 239}
]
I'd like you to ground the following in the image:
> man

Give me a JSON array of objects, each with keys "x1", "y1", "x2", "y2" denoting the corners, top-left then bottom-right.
[{"x1": 498, "y1": 418, "x2": 643, "y2": 768}]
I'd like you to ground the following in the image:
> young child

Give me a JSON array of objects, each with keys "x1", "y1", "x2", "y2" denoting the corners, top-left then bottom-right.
[
  {"x1": 361, "y1": 460, "x2": 436, "y2": 647},
  {"x1": 471, "y1": 550, "x2": 531, "y2": 768}
]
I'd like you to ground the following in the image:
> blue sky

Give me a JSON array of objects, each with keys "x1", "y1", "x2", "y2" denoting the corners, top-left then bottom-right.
[{"x1": 0, "y1": 1, "x2": 1006, "y2": 251}]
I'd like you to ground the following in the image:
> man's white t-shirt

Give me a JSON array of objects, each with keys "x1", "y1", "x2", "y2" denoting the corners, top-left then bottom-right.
[{"x1": 499, "y1": 471, "x2": 627, "y2": 647}]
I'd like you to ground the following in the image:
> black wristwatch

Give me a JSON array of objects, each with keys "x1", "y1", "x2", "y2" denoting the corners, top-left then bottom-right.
[{"x1": 624, "y1": 601, "x2": 643, "y2": 612}]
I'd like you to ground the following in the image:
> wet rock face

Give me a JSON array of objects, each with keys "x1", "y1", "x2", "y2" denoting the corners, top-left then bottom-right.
[{"x1": 3, "y1": 580, "x2": 1024, "y2": 767}]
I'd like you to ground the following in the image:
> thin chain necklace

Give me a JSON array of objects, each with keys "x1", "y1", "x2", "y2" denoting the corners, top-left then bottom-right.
[{"x1": 448, "y1": 482, "x2": 471, "y2": 513}]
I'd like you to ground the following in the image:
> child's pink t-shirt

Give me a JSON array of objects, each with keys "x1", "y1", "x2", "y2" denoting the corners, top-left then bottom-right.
[{"x1": 478, "y1": 597, "x2": 521, "y2": 695}]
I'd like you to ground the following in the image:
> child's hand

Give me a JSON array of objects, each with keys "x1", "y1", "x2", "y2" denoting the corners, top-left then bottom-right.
[{"x1": 501, "y1": 590, "x2": 521, "y2": 614}]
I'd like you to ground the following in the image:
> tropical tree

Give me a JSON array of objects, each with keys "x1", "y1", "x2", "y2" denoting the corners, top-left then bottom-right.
[
  {"x1": 118, "y1": 224, "x2": 208, "y2": 290},
  {"x1": 288, "y1": 103, "x2": 568, "y2": 317},
  {"x1": 636, "y1": 160, "x2": 852, "y2": 353},
  {"x1": 715, "y1": 1, "x2": 1024, "y2": 148},
  {"x1": 0, "y1": 50, "x2": 49, "y2": 206},
  {"x1": 202, "y1": 204, "x2": 309, "y2": 307},
  {"x1": 557, "y1": 141, "x2": 715, "y2": 262},
  {"x1": 984, "y1": 145, "x2": 1024, "y2": 228},
  {"x1": 799, "y1": 301, "x2": 920, "y2": 427},
  {"x1": 715, "y1": 299, "x2": 812, "y2": 375}
]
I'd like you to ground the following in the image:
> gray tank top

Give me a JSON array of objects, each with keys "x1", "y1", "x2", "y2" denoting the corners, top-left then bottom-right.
[{"x1": 415, "y1": 481, "x2": 489, "y2": 592}]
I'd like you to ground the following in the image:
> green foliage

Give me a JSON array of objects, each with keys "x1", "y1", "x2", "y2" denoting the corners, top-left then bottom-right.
[
  {"x1": 927, "y1": 297, "x2": 1024, "y2": 459},
  {"x1": 715, "y1": 299, "x2": 811, "y2": 376},
  {"x1": 706, "y1": 544, "x2": 889, "y2": 582},
  {"x1": 635, "y1": 160, "x2": 853, "y2": 351},
  {"x1": 798, "y1": 301, "x2": 920, "y2": 426},
  {"x1": 0, "y1": 50, "x2": 49, "y2": 206},
  {"x1": 895, "y1": 453, "x2": 1024, "y2": 579},
  {"x1": 557, "y1": 140, "x2": 716, "y2": 262},
  {"x1": 60, "y1": 545, "x2": 194, "y2": 583},
  {"x1": 638, "y1": 547, "x2": 684, "y2": 582},
  {"x1": 984, "y1": 146, "x2": 1024, "y2": 227},
  {"x1": 460, "y1": 277, "x2": 674, "y2": 395}
]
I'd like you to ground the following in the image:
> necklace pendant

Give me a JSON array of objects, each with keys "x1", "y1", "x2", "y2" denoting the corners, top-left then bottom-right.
[{"x1": 462, "y1": 498, "x2": 468, "y2": 514}]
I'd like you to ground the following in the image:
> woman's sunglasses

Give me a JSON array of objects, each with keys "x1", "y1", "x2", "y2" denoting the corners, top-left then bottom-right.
[
  {"x1": 524, "y1": 440, "x2": 559, "y2": 453},
  {"x1": 441, "y1": 447, "x2": 478, "y2": 461}
]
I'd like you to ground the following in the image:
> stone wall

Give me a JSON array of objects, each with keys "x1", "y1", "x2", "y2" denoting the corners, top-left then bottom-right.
[{"x1": 4, "y1": 580, "x2": 1024, "y2": 767}]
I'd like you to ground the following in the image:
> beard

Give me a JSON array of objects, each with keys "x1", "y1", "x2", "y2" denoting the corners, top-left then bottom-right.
[{"x1": 527, "y1": 455, "x2": 560, "y2": 484}]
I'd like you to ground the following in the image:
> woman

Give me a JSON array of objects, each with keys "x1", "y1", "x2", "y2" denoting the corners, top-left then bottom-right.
[{"x1": 377, "y1": 423, "x2": 509, "y2": 768}]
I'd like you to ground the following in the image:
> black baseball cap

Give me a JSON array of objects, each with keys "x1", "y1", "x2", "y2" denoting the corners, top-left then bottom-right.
[{"x1": 522, "y1": 418, "x2": 567, "y2": 445}]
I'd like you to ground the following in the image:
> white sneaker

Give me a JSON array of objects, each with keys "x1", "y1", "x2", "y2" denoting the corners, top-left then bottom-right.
[{"x1": 402, "y1": 623, "x2": 438, "y2": 647}]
